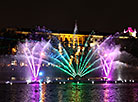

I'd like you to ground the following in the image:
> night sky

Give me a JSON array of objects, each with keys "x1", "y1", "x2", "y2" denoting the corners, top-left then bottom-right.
[{"x1": 0, "y1": 0, "x2": 138, "y2": 33}]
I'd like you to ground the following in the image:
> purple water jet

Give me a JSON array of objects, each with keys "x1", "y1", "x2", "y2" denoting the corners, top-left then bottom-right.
[
  {"x1": 99, "y1": 35, "x2": 121, "y2": 79},
  {"x1": 18, "y1": 40, "x2": 50, "y2": 81}
]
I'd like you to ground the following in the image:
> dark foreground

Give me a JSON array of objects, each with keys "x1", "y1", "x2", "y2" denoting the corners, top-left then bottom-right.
[{"x1": 0, "y1": 83, "x2": 138, "y2": 102}]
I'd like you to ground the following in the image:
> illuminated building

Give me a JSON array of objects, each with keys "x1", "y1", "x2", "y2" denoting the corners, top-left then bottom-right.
[{"x1": 0, "y1": 26, "x2": 137, "y2": 55}]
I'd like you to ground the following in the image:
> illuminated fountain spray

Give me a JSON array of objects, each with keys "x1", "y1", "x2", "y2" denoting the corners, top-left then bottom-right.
[
  {"x1": 17, "y1": 28, "x2": 121, "y2": 80},
  {"x1": 39, "y1": 31, "x2": 120, "y2": 78},
  {"x1": 99, "y1": 35, "x2": 121, "y2": 80},
  {"x1": 42, "y1": 32, "x2": 101, "y2": 78},
  {"x1": 18, "y1": 40, "x2": 50, "y2": 81}
]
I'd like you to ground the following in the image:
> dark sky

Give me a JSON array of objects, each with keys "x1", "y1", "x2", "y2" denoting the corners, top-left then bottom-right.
[{"x1": 0, "y1": 0, "x2": 138, "y2": 33}]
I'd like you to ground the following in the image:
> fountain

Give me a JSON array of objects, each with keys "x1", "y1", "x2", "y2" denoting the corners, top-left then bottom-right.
[
  {"x1": 99, "y1": 34, "x2": 121, "y2": 80},
  {"x1": 17, "y1": 31, "x2": 121, "y2": 81},
  {"x1": 42, "y1": 33, "x2": 101, "y2": 78},
  {"x1": 17, "y1": 40, "x2": 51, "y2": 81}
]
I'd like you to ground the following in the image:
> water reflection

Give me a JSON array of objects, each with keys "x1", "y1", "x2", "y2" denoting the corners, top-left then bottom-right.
[
  {"x1": 0, "y1": 83, "x2": 138, "y2": 102},
  {"x1": 103, "y1": 85, "x2": 110, "y2": 102},
  {"x1": 31, "y1": 84, "x2": 40, "y2": 102},
  {"x1": 39, "y1": 84, "x2": 46, "y2": 102},
  {"x1": 132, "y1": 84, "x2": 138, "y2": 102},
  {"x1": 102, "y1": 83, "x2": 138, "y2": 102},
  {"x1": 68, "y1": 83, "x2": 83, "y2": 102},
  {"x1": 102, "y1": 84, "x2": 117, "y2": 102},
  {"x1": 57, "y1": 89, "x2": 63, "y2": 102}
]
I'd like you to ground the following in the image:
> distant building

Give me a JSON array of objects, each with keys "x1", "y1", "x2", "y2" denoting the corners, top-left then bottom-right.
[{"x1": 0, "y1": 26, "x2": 137, "y2": 55}]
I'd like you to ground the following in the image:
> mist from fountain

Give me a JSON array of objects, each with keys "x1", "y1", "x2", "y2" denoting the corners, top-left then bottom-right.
[
  {"x1": 17, "y1": 40, "x2": 51, "y2": 81},
  {"x1": 99, "y1": 34, "x2": 121, "y2": 79}
]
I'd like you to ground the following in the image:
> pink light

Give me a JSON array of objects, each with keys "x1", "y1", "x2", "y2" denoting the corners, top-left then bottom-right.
[
  {"x1": 124, "y1": 27, "x2": 136, "y2": 33},
  {"x1": 127, "y1": 27, "x2": 134, "y2": 32},
  {"x1": 99, "y1": 35, "x2": 120, "y2": 79}
]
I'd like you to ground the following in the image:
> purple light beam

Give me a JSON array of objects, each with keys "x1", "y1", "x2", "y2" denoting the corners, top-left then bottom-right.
[{"x1": 19, "y1": 40, "x2": 50, "y2": 81}]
